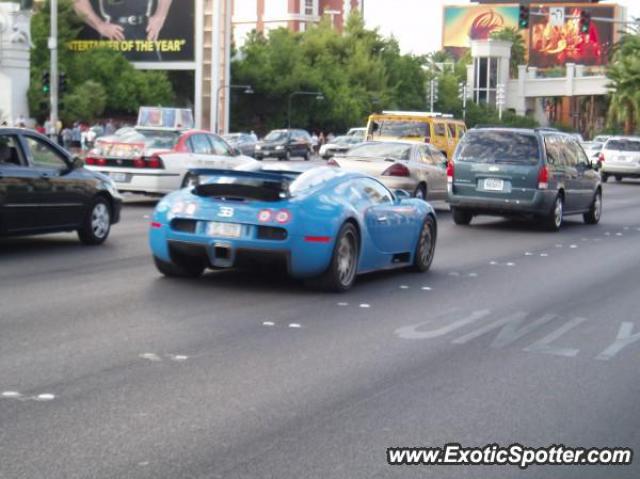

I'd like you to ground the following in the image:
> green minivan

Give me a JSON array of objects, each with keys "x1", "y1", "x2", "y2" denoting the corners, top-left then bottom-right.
[{"x1": 447, "y1": 128, "x2": 602, "y2": 230}]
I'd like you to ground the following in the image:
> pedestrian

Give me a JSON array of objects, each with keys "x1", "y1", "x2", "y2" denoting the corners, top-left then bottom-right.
[
  {"x1": 319, "y1": 132, "x2": 325, "y2": 147},
  {"x1": 85, "y1": 127, "x2": 97, "y2": 150},
  {"x1": 72, "y1": 123, "x2": 82, "y2": 149},
  {"x1": 311, "y1": 132, "x2": 319, "y2": 154},
  {"x1": 14, "y1": 114, "x2": 26, "y2": 128},
  {"x1": 105, "y1": 119, "x2": 115, "y2": 136},
  {"x1": 61, "y1": 126, "x2": 72, "y2": 150}
]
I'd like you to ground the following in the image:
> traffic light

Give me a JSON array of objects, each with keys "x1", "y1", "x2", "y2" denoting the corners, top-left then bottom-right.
[
  {"x1": 518, "y1": 5, "x2": 530, "y2": 29},
  {"x1": 42, "y1": 71, "x2": 50, "y2": 94},
  {"x1": 579, "y1": 10, "x2": 591, "y2": 34},
  {"x1": 59, "y1": 73, "x2": 67, "y2": 94}
]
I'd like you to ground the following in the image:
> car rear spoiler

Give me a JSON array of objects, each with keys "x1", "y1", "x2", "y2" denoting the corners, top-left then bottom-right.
[{"x1": 189, "y1": 168, "x2": 298, "y2": 201}]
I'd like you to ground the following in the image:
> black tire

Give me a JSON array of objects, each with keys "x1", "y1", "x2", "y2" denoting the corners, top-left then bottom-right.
[
  {"x1": 284, "y1": 150, "x2": 291, "y2": 161},
  {"x1": 542, "y1": 195, "x2": 563, "y2": 231},
  {"x1": 615, "y1": 175, "x2": 623, "y2": 183},
  {"x1": 310, "y1": 223, "x2": 359, "y2": 292},
  {"x1": 78, "y1": 197, "x2": 111, "y2": 245},
  {"x1": 303, "y1": 150, "x2": 310, "y2": 161},
  {"x1": 413, "y1": 183, "x2": 427, "y2": 200},
  {"x1": 255, "y1": 155, "x2": 263, "y2": 161},
  {"x1": 412, "y1": 215, "x2": 436, "y2": 272},
  {"x1": 452, "y1": 207, "x2": 472, "y2": 225},
  {"x1": 583, "y1": 190, "x2": 602, "y2": 225},
  {"x1": 601, "y1": 173, "x2": 609, "y2": 183},
  {"x1": 153, "y1": 256, "x2": 204, "y2": 278},
  {"x1": 181, "y1": 172, "x2": 199, "y2": 188}
]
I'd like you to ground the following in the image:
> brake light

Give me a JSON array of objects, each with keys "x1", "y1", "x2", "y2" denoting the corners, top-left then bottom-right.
[
  {"x1": 327, "y1": 158, "x2": 340, "y2": 167},
  {"x1": 85, "y1": 157, "x2": 97, "y2": 165},
  {"x1": 304, "y1": 236, "x2": 331, "y2": 243},
  {"x1": 258, "y1": 209, "x2": 272, "y2": 222},
  {"x1": 598, "y1": 152, "x2": 605, "y2": 163},
  {"x1": 146, "y1": 155, "x2": 164, "y2": 169},
  {"x1": 382, "y1": 163, "x2": 410, "y2": 177},
  {"x1": 275, "y1": 209, "x2": 291, "y2": 224},
  {"x1": 96, "y1": 157, "x2": 107, "y2": 166},
  {"x1": 150, "y1": 221, "x2": 162, "y2": 229},
  {"x1": 538, "y1": 165, "x2": 549, "y2": 190},
  {"x1": 132, "y1": 158, "x2": 146, "y2": 168},
  {"x1": 446, "y1": 161, "x2": 454, "y2": 183}
]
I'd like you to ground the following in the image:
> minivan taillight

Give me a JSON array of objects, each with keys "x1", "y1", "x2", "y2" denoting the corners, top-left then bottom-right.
[
  {"x1": 446, "y1": 161, "x2": 454, "y2": 184},
  {"x1": 538, "y1": 165, "x2": 549, "y2": 190},
  {"x1": 598, "y1": 152, "x2": 605, "y2": 163},
  {"x1": 382, "y1": 163, "x2": 410, "y2": 177}
]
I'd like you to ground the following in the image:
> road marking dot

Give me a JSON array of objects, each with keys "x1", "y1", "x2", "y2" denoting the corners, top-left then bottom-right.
[
  {"x1": 448, "y1": 271, "x2": 460, "y2": 276},
  {"x1": 288, "y1": 323, "x2": 302, "y2": 328},
  {"x1": 524, "y1": 252, "x2": 533, "y2": 256},
  {"x1": 171, "y1": 355, "x2": 188, "y2": 361},
  {"x1": 616, "y1": 233, "x2": 623, "y2": 236},
  {"x1": 489, "y1": 261, "x2": 497, "y2": 265},
  {"x1": 2, "y1": 391, "x2": 21, "y2": 398},
  {"x1": 399, "y1": 285, "x2": 409, "y2": 289},
  {"x1": 570, "y1": 245, "x2": 578, "y2": 249},
  {"x1": 506, "y1": 262, "x2": 515, "y2": 267},
  {"x1": 139, "y1": 353, "x2": 162, "y2": 361},
  {"x1": 540, "y1": 253, "x2": 548, "y2": 257},
  {"x1": 421, "y1": 286, "x2": 432, "y2": 291},
  {"x1": 262, "y1": 321, "x2": 275, "y2": 326},
  {"x1": 138, "y1": 462, "x2": 150, "y2": 467},
  {"x1": 35, "y1": 394, "x2": 55, "y2": 401},
  {"x1": 359, "y1": 303, "x2": 371, "y2": 308},
  {"x1": 337, "y1": 302, "x2": 349, "y2": 307},
  {"x1": 468, "y1": 273, "x2": 478, "y2": 277}
]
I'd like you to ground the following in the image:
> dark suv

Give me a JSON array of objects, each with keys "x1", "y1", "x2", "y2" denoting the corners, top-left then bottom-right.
[
  {"x1": 255, "y1": 129, "x2": 313, "y2": 161},
  {"x1": 448, "y1": 128, "x2": 602, "y2": 230}
]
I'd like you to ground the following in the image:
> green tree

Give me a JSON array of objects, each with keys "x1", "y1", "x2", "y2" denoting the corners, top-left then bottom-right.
[
  {"x1": 490, "y1": 27, "x2": 527, "y2": 76},
  {"x1": 607, "y1": 26, "x2": 640, "y2": 134}
]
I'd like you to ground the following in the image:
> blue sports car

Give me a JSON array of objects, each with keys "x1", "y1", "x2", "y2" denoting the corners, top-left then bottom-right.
[{"x1": 149, "y1": 166, "x2": 437, "y2": 291}]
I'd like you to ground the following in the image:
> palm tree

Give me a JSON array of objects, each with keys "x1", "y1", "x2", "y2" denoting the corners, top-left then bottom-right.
[
  {"x1": 607, "y1": 26, "x2": 640, "y2": 134},
  {"x1": 490, "y1": 27, "x2": 526, "y2": 77}
]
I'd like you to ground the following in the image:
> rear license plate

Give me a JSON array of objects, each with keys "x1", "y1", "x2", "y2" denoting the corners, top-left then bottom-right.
[
  {"x1": 207, "y1": 222, "x2": 241, "y2": 238},
  {"x1": 110, "y1": 172, "x2": 129, "y2": 182},
  {"x1": 483, "y1": 178, "x2": 504, "y2": 191},
  {"x1": 617, "y1": 155, "x2": 628, "y2": 162}
]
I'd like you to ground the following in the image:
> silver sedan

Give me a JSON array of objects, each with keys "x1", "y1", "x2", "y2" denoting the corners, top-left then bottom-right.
[{"x1": 328, "y1": 141, "x2": 448, "y2": 200}]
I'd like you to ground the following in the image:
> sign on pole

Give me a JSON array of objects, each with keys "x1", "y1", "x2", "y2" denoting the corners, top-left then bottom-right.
[{"x1": 549, "y1": 7, "x2": 565, "y2": 27}]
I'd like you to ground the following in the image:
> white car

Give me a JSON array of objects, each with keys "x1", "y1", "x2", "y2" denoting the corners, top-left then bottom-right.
[
  {"x1": 599, "y1": 136, "x2": 640, "y2": 183},
  {"x1": 85, "y1": 128, "x2": 256, "y2": 195}
]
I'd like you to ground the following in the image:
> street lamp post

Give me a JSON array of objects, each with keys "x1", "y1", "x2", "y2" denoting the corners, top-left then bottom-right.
[
  {"x1": 287, "y1": 91, "x2": 324, "y2": 129},
  {"x1": 213, "y1": 84, "x2": 253, "y2": 134}
]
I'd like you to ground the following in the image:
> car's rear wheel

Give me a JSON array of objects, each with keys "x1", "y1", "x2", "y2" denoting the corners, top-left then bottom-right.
[
  {"x1": 412, "y1": 215, "x2": 436, "y2": 272},
  {"x1": 78, "y1": 197, "x2": 111, "y2": 245},
  {"x1": 542, "y1": 195, "x2": 563, "y2": 231},
  {"x1": 413, "y1": 183, "x2": 427, "y2": 200},
  {"x1": 615, "y1": 175, "x2": 623, "y2": 183},
  {"x1": 452, "y1": 207, "x2": 472, "y2": 225},
  {"x1": 583, "y1": 190, "x2": 602, "y2": 225},
  {"x1": 283, "y1": 150, "x2": 291, "y2": 161},
  {"x1": 601, "y1": 173, "x2": 609, "y2": 183},
  {"x1": 312, "y1": 223, "x2": 359, "y2": 292},
  {"x1": 153, "y1": 256, "x2": 205, "y2": 278}
]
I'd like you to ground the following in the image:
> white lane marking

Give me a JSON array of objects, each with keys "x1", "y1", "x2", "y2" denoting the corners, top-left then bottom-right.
[
  {"x1": 616, "y1": 233, "x2": 623, "y2": 237},
  {"x1": 395, "y1": 310, "x2": 490, "y2": 340},
  {"x1": 262, "y1": 321, "x2": 275, "y2": 326},
  {"x1": 468, "y1": 273, "x2": 478, "y2": 278},
  {"x1": 138, "y1": 462, "x2": 150, "y2": 467},
  {"x1": 523, "y1": 317, "x2": 587, "y2": 358},
  {"x1": 569, "y1": 244, "x2": 578, "y2": 249},
  {"x1": 337, "y1": 302, "x2": 349, "y2": 307},
  {"x1": 596, "y1": 322, "x2": 640, "y2": 361},
  {"x1": 421, "y1": 286, "x2": 432, "y2": 291},
  {"x1": 453, "y1": 313, "x2": 557, "y2": 349},
  {"x1": 489, "y1": 261, "x2": 497, "y2": 265},
  {"x1": 1, "y1": 391, "x2": 21, "y2": 398},
  {"x1": 524, "y1": 252, "x2": 533, "y2": 256},
  {"x1": 139, "y1": 353, "x2": 162, "y2": 362},
  {"x1": 448, "y1": 271, "x2": 460, "y2": 276},
  {"x1": 399, "y1": 285, "x2": 409, "y2": 289},
  {"x1": 359, "y1": 303, "x2": 371, "y2": 309},
  {"x1": 506, "y1": 262, "x2": 515, "y2": 267},
  {"x1": 288, "y1": 323, "x2": 302, "y2": 328},
  {"x1": 169, "y1": 354, "x2": 188, "y2": 362},
  {"x1": 540, "y1": 253, "x2": 549, "y2": 257},
  {"x1": 35, "y1": 393, "x2": 55, "y2": 401}
]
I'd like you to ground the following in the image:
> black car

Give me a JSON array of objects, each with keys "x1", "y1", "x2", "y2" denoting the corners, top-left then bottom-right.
[
  {"x1": 254, "y1": 129, "x2": 313, "y2": 161},
  {"x1": 223, "y1": 132, "x2": 258, "y2": 157},
  {"x1": 0, "y1": 128, "x2": 122, "y2": 244}
]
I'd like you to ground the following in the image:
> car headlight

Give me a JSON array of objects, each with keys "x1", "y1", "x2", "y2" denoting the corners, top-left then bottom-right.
[
  {"x1": 275, "y1": 145, "x2": 284, "y2": 150},
  {"x1": 255, "y1": 145, "x2": 262, "y2": 150}
]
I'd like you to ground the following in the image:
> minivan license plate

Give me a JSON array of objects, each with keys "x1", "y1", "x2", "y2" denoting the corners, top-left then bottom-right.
[
  {"x1": 207, "y1": 222, "x2": 241, "y2": 238},
  {"x1": 484, "y1": 178, "x2": 504, "y2": 191}
]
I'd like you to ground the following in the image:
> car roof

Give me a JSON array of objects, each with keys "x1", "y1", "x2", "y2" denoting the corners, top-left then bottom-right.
[{"x1": 467, "y1": 127, "x2": 578, "y2": 138}]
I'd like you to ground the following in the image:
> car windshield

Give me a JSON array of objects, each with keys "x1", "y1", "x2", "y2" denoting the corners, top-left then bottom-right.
[
  {"x1": 223, "y1": 134, "x2": 241, "y2": 142},
  {"x1": 370, "y1": 120, "x2": 428, "y2": 139},
  {"x1": 345, "y1": 142, "x2": 411, "y2": 161},
  {"x1": 265, "y1": 130, "x2": 288, "y2": 142},
  {"x1": 456, "y1": 131, "x2": 540, "y2": 164},
  {"x1": 605, "y1": 139, "x2": 640, "y2": 152}
]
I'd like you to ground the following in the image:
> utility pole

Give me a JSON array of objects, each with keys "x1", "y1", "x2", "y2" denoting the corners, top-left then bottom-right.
[
  {"x1": 496, "y1": 83, "x2": 506, "y2": 121},
  {"x1": 429, "y1": 79, "x2": 438, "y2": 113},
  {"x1": 49, "y1": 0, "x2": 58, "y2": 138},
  {"x1": 458, "y1": 82, "x2": 468, "y2": 121}
]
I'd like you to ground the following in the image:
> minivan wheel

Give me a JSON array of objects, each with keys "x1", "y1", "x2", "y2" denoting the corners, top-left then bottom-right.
[
  {"x1": 615, "y1": 175, "x2": 623, "y2": 183},
  {"x1": 452, "y1": 207, "x2": 472, "y2": 226},
  {"x1": 584, "y1": 190, "x2": 602, "y2": 225},
  {"x1": 543, "y1": 195, "x2": 563, "y2": 231},
  {"x1": 601, "y1": 173, "x2": 609, "y2": 183}
]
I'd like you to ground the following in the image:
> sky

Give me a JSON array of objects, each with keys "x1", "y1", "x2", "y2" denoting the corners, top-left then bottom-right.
[{"x1": 364, "y1": 0, "x2": 640, "y2": 56}]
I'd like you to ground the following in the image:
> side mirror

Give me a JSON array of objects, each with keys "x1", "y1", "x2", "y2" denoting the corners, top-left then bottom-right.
[
  {"x1": 394, "y1": 189, "x2": 411, "y2": 201},
  {"x1": 592, "y1": 160, "x2": 602, "y2": 171},
  {"x1": 231, "y1": 147, "x2": 241, "y2": 156},
  {"x1": 71, "y1": 155, "x2": 84, "y2": 169}
]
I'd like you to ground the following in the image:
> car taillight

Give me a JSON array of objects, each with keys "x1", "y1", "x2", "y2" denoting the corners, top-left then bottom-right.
[
  {"x1": 382, "y1": 163, "x2": 410, "y2": 177},
  {"x1": 150, "y1": 221, "x2": 162, "y2": 229},
  {"x1": 598, "y1": 152, "x2": 605, "y2": 163},
  {"x1": 275, "y1": 209, "x2": 291, "y2": 224},
  {"x1": 327, "y1": 158, "x2": 339, "y2": 167},
  {"x1": 446, "y1": 161, "x2": 454, "y2": 183},
  {"x1": 538, "y1": 165, "x2": 549, "y2": 190},
  {"x1": 96, "y1": 157, "x2": 107, "y2": 166},
  {"x1": 146, "y1": 155, "x2": 164, "y2": 169},
  {"x1": 258, "y1": 209, "x2": 272, "y2": 222},
  {"x1": 132, "y1": 158, "x2": 146, "y2": 168},
  {"x1": 85, "y1": 157, "x2": 97, "y2": 165}
]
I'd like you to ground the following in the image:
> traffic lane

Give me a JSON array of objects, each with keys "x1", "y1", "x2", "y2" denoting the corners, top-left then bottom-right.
[{"x1": 1, "y1": 204, "x2": 639, "y2": 477}]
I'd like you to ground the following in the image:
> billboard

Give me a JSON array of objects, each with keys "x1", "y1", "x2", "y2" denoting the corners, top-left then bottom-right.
[
  {"x1": 67, "y1": 0, "x2": 195, "y2": 63},
  {"x1": 529, "y1": 5, "x2": 615, "y2": 68},
  {"x1": 442, "y1": 5, "x2": 519, "y2": 56}
]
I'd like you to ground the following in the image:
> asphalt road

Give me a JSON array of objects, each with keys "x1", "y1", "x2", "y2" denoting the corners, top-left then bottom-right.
[{"x1": 1, "y1": 174, "x2": 639, "y2": 479}]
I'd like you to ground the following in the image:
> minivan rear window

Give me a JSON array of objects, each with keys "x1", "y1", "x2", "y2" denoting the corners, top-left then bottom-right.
[
  {"x1": 605, "y1": 139, "x2": 640, "y2": 152},
  {"x1": 456, "y1": 131, "x2": 540, "y2": 164}
]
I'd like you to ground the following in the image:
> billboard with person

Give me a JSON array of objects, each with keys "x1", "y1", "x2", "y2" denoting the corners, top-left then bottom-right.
[{"x1": 67, "y1": 0, "x2": 195, "y2": 63}]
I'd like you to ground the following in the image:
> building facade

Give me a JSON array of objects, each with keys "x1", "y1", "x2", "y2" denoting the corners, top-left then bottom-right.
[{"x1": 232, "y1": 0, "x2": 363, "y2": 48}]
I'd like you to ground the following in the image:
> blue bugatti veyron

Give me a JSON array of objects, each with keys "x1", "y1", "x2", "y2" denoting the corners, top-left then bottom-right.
[{"x1": 149, "y1": 166, "x2": 437, "y2": 291}]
